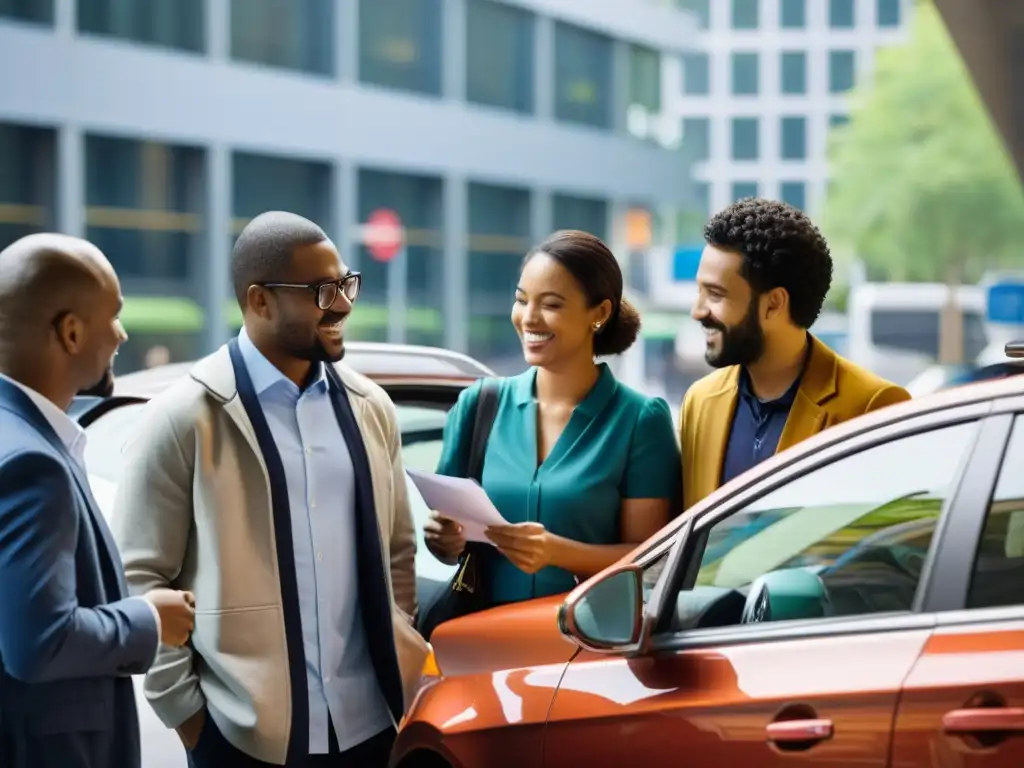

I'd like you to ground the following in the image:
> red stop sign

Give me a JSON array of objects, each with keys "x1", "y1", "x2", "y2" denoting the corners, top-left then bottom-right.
[{"x1": 364, "y1": 208, "x2": 404, "y2": 262}]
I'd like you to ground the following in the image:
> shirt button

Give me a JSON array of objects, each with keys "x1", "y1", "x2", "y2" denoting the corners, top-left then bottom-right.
[
  {"x1": 305, "y1": 447, "x2": 312, "y2": 455},
  {"x1": 316, "y1": 552, "x2": 323, "y2": 561},
  {"x1": 310, "y1": 499, "x2": 317, "y2": 509},
  {"x1": 323, "y1": 676, "x2": 330, "y2": 683}
]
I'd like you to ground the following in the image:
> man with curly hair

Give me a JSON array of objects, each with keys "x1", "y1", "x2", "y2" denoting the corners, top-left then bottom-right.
[{"x1": 680, "y1": 198, "x2": 910, "y2": 509}]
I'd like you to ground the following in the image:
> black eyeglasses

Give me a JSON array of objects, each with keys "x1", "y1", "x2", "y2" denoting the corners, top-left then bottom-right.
[{"x1": 258, "y1": 272, "x2": 362, "y2": 310}]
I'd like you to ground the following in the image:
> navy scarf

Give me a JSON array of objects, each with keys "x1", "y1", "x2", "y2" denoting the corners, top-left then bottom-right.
[{"x1": 227, "y1": 341, "x2": 403, "y2": 763}]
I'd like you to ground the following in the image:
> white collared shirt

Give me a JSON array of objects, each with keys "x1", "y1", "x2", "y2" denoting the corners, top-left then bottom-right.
[{"x1": 0, "y1": 373, "x2": 87, "y2": 466}]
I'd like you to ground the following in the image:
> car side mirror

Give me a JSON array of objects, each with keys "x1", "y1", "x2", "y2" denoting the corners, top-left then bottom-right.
[{"x1": 558, "y1": 565, "x2": 644, "y2": 652}]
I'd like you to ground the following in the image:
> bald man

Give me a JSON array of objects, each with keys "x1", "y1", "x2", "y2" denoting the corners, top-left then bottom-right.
[{"x1": 0, "y1": 233, "x2": 196, "y2": 768}]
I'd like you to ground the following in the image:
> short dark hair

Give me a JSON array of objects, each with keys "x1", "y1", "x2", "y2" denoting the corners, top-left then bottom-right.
[
  {"x1": 525, "y1": 230, "x2": 641, "y2": 357},
  {"x1": 703, "y1": 198, "x2": 833, "y2": 329},
  {"x1": 230, "y1": 211, "x2": 328, "y2": 306}
]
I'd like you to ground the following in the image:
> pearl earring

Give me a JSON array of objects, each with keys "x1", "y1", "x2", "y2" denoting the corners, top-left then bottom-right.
[{"x1": 593, "y1": 322, "x2": 602, "y2": 331}]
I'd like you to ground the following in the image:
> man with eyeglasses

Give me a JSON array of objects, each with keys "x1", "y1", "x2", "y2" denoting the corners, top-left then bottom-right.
[{"x1": 112, "y1": 211, "x2": 426, "y2": 767}]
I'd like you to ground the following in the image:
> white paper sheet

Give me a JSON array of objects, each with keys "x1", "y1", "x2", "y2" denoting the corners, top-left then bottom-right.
[{"x1": 406, "y1": 468, "x2": 509, "y2": 545}]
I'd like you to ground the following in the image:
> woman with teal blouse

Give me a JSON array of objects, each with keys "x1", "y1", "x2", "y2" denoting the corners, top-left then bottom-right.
[{"x1": 425, "y1": 230, "x2": 682, "y2": 605}]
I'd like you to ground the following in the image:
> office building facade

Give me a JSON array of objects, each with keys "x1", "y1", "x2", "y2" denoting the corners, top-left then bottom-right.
[
  {"x1": 0, "y1": 0, "x2": 694, "y2": 372},
  {"x1": 674, "y1": 0, "x2": 909, "y2": 230}
]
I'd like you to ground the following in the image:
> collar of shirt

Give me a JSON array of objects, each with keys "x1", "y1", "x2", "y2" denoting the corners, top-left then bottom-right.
[
  {"x1": 237, "y1": 327, "x2": 329, "y2": 401},
  {"x1": 738, "y1": 366, "x2": 801, "y2": 412},
  {"x1": 0, "y1": 372, "x2": 87, "y2": 463}
]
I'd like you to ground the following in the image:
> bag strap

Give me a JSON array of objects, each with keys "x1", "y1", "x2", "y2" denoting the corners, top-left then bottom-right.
[{"x1": 465, "y1": 378, "x2": 500, "y2": 483}]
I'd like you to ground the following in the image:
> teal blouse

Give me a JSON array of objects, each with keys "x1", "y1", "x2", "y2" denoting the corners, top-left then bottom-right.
[{"x1": 435, "y1": 364, "x2": 681, "y2": 604}]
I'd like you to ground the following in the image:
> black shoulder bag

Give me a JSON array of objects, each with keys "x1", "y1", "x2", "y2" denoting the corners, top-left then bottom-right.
[{"x1": 417, "y1": 379, "x2": 500, "y2": 641}]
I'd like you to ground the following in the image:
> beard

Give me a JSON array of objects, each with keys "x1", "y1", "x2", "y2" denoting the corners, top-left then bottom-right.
[
  {"x1": 702, "y1": 297, "x2": 765, "y2": 368},
  {"x1": 279, "y1": 312, "x2": 347, "y2": 364},
  {"x1": 79, "y1": 366, "x2": 115, "y2": 398}
]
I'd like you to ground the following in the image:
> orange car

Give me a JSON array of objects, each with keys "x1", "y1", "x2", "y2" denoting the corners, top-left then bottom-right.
[{"x1": 393, "y1": 373, "x2": 1024, "y2": 768}]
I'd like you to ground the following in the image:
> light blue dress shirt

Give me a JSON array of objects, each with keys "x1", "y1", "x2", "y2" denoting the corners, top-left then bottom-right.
[{"x1": 238, "y1": 330, "x2": 392, "y2": 754}]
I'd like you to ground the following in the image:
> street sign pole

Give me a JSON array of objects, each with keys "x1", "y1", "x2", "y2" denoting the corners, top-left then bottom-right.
[
  {"x1": 364, "y1": 208, "x2": 406, "y2": 345},
  {"x1": 387, "y1": 245, "x2": 407, "y2": 345}
]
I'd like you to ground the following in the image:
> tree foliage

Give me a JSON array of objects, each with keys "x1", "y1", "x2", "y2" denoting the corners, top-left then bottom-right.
[{"x1": 824, "y1": 1, "x2": 1024, "y2": 285}]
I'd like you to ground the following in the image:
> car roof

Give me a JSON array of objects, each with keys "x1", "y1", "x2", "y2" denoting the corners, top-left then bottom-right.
[{"x1": 111, "y1": 342, "x2": 495, "y2": 399}]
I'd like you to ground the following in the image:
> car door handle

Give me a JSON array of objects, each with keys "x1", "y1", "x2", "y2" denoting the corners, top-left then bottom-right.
[
  {"x1": 943, "y1": 708, "x2": 1024, "y2": 734},
  {"x1": 766, "y1": 718, "x2": 834, "y2": 745}
]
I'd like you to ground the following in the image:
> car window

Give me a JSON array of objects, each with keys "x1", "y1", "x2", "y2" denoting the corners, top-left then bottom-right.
[
  {"x1": 665, "y1": 422, "x2": 979, "y2": 631},
  {"x1": 967, "y1": 416, "x2": 1024, "y2": 609}
]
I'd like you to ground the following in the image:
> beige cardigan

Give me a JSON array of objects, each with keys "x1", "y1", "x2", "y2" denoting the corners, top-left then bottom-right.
[{"x1": 111, "y1": 346, "x2": 427, "y2": 765}]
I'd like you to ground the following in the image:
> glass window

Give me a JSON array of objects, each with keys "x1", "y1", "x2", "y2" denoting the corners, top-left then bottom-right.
[
  {"x1": 779, "y1": 0, "x2": 805, "y2": 28},
  {"x1": 359, "y1": 0, "x2": 443, "y2": 96},
  {"x1": 0, "y1": 0, "x2": 53, "y2": 23},
  {"x1": 232, "y1": 151, "x2": 333, "y2": 242},
  {"x1": 356, "y1": 169, "x2": 444, "y2": 346},
  {"x1": 628, "y1": 44, "x2": 661, "y2": 113},
  {"x1": 731, "y1": 117, "x2": 759, "y2": 161},
  {"x1": 692, "y1": 422, "x2": 978, "y2": 623},
  {"x1": 780, "y1": 116, "x2": 807, "y2": 160},
  {"x1": 732, "y1": 181, "x2": 758, "y2": 201},
  {"x1": 877, "y1": 0, "x2": 901, "y2": 28},
  {"x1": 829, "y1": 50, "x2": 857, "y2": 93},
  {"x1": 552, "y1": 194, "x2": 608, "y2": 242},
  {"x1": 231, "y1": 0, "x2": 333, "y2": 75},
  {"x1": 0, "y1": 123, "x2": 56, "y2": 250},
  {"x1": 554, "y1": 22, "x2": 613, "y2": 129},
  {"x1": 731, "y1": 0, "x2": 759, "y2": 30},
  {"x1": 681, "y1": 117, "x2": 711, "y2": 161},
  {"x1": 85, "y1": 134, "x2": 203, "y2": 284},
  {"x1": 232, "y1": 154, "x2": 331, "y2": 238},
  {"x1": 675, "y1": 0, "x2": 709, "y2": 30},
  {"x1": 731, "y1": 52, "x2": 759, "y2": 96},
  {"x1": 682, "y1": 53, "x2": 710, "y2": 96},
  {"x1": 829, "y1": 0, "x2": 855, "y2": 28},
  {"x1": 77, "y1": 0, "x2": 204, "y2": 52},
  {"x1": 465, "y1": 0, "x2": 534, "y2": 114},
  {"x1": 780, "y1": 51, "x2": 807, "y2": 95},
  {"x1": 467, "y1": 182, "x2": 531, "y2": 371},
  {"x1": 676, "y1": 181, "x2": 710, "y2": 243},
  {"x1": 968, "y1": 417, "x2": 1024, "y2": 609},
  {"x1": 780, "y1": 181, "x2": 806, "y2": 211}
]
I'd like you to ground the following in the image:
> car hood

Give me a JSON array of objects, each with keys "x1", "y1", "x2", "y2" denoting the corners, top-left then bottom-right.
[{"x1": 430, "y1": 593, "x2": 578, "y2": 677}]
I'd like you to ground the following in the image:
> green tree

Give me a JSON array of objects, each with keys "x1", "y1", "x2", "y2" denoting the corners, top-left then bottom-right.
[{"x1": 824, "y1": 1, "x2": 1024, "y2": 360}]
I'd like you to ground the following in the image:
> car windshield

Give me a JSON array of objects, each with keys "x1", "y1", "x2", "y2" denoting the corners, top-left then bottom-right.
[{"x1": 85, "y1": 401, "x2": 457, "y2": 583}]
